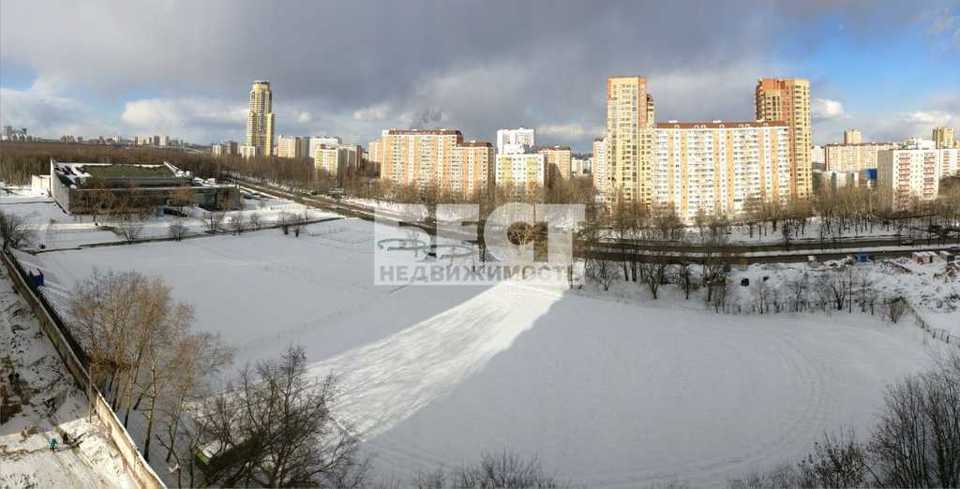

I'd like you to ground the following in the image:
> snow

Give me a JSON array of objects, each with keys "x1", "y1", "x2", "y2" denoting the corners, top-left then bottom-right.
[
  {"x1": 18, "y1": 215, "x2": 953, "y2": 487},
  {"x1": 0, "y1": 267, "x2": 136, "y2": 489}
]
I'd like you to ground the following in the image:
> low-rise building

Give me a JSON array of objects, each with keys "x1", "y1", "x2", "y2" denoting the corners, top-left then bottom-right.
[{"x1": 49, "y1": 160, "x2": 240, "y2": 213}]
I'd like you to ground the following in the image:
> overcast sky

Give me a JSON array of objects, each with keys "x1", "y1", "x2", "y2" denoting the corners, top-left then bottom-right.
[{"x1": 1, "y1": 0, "x2": 958, "y2": 151}]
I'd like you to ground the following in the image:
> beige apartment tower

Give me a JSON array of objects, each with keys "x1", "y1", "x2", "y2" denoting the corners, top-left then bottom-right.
[
  {"x1": 843, "y1": 129, "x2": 862, "y2": 145},
  {"x1": 933, "y1": 127, "x2": 956, "y2": 149},
  {"x1": 538, "y1": 145, "x2": 573, "y2": 185},
  {"x1": 755, "y1": 78, "x2": 812, "y2": 200},
  {"x1": 605, "y1": 76, "x2": 655, "y2": 204},
  {"x1": 246, "y1": 81, "x2": 275, "y2": 157}
]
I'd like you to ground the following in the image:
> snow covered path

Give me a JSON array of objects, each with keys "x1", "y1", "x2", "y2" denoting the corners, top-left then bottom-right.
[{"x1": 309, "y1": 282, "x2": 561, "y2": 437}]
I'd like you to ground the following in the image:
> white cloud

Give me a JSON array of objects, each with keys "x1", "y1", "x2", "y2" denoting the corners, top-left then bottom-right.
[
  {"x1": 901, "y1": 110, "x2": 955, "y2": 127},
  {"x1": 0, "y1": 85, "x2": 117, "y2": 137},
  {"x1": 812, "y1": 98, "x2": 846, "y2": 121},
  {"x1": 296, "y1": 111, "x2": 312, "y2": 124},
  {"x1": 353, "y1": 103, "x2": 391, "y2": 122},
  {"x1": 120, "y1": 97, "x2": 246, "y2": 141},
  {"x1": 536, "y1": 123, "x2": 602, "y2": 140}
]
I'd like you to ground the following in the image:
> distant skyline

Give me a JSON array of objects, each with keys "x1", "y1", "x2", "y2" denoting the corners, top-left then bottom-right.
[{"x1": 1, "y1": 0, "x2": 958, "y2": 151}]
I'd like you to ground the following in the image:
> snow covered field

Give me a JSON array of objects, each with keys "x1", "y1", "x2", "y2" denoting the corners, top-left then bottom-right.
[
  {"x1": 0, "y1": 267, "x2": 136, "y2": 489},
  {"x1": 15, "y1": 214, "x2": 951, "y2": 487}
]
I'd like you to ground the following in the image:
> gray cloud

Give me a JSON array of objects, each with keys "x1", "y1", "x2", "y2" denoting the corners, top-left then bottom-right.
[{"x1": 1, "y1": 0, "x2": 957, "y2": 150}]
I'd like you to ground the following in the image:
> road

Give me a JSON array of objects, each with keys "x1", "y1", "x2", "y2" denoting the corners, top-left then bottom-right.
[{"x1": 228, "y1": 176, "x2": 960, "y2": 264}]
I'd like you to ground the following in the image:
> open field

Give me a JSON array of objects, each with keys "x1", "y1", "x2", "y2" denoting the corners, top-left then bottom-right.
[{"x1": 13, "y1": 213, "x2": 952, "y2": 486}]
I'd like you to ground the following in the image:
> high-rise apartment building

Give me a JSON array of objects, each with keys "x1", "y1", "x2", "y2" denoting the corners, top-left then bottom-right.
[
  {"x1": 843, "y1": 129, "x2": 862, "y2": 145},
  {"x1": 538, "y1": 145, "x2": 573, "y2": 183},
  {"x1": 811, "y1": 145, "x2": 825, "y2": 167},
  {"x1": 605, "y1": 76, "x2": 656, "y2": 204},
  {"x1": 372, "y1": 129, "x2": 495, "y2": 196},
  {"x1": 496, "y1": 128, "x2": 535, "y2": 154},
  {"x1": 313, "y1": 143, "x2": 360, "y2": 182},
  {"x1": 239, "y1": 144, "x2": 260, "y2": 159},
  {"x1": 376, "y1": 129, "x2": 462, "y2": 190},
  {"x1": 824, "y1": 142, "x2": 897, "y2": 173},
  {"x1": 755, "y1": 78, "x2": 812, "y2": 200},
  {"x1": 309, "y1": 136, "x2": 342, "y2": 158},
  {"x1": 276, "y1": 135, "x2": 309, "y2": 159},
  {"x1": 245, "y1": 81, "x2": 275, "y2": 157},
  {"x1": 591, "y1": 137, "x2": 608, "y2": 199},
  {"x1": 495, "y1": 152, "x2": 545, "y2": 196},
  {"x1": 933, "y1": 127, "x2": 956, "y2": 149},
  {"x1": 212, "y1": 140, "x2": 239, "y2": 157},
  {"x1": 450, "y1": 141, "x2": 495, "y2": 196},
  {"x1": 653, "y1": 121, "x2": 791, "y2": 221},
  {"x1": 878, "y1": 148, "x2": 941, "y2": 211},
  {"x1": 571, "y1": 156, "x2": 589, "y2": 176},
  {"x1": 941, "y1": 148, "x2": 959, "y2": 178}
]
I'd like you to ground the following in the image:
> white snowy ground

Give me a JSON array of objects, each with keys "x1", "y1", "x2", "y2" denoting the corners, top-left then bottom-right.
[
  {"x1": 19, "y1": 216, "x2": 953, "y2": 487},
  {"x1": 724, "y1": 260, "x2": 960, "y2": 337},
  {"x1": 0, "y1": 267, "x2": 136, "y2": 489}
]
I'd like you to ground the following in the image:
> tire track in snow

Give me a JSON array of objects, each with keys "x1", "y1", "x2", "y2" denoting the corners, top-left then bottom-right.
[{"x1": 308, "y1": 282, "x2": 561, "y2": 440}]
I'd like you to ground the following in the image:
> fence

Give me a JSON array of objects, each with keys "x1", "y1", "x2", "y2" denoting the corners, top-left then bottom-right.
[
  {"x1": 1, "y1": 248, "x2": 166, "y2": 489},
  {"x1": 907, "y1": 302, "x2": 960, "y2": 348}
]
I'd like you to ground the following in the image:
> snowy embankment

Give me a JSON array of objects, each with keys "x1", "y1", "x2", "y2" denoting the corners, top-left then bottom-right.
[
  {"x1": 0, "y1": 191, "x2": 337, "y2": 252},
  {"x1": 0, "y1": 267, "x2": 136, "y2": 489},
  {"x1": 19, "y1": 217, "x2": 951, "y2": 487}
]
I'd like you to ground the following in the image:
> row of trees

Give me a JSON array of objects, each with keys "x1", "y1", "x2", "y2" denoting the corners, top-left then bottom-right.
[{"x1": 68, "y1": 270, "x2": 232, "y2": 467}]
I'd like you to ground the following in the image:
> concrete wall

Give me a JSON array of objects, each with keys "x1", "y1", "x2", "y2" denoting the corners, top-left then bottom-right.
[{"x1": 1, "y1": 250, "x2": 166, "y2": 489}]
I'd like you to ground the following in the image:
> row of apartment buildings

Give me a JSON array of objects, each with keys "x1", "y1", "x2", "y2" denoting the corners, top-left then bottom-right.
[
  {"x1": 590, "y1": 76, "x2": 810, "y2": 221},
  {"x1": 366, "y1": 128, "x2": 576, "y2": 196}
]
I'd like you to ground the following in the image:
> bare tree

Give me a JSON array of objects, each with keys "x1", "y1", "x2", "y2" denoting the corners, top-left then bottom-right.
[
  {"x1": 228, "y1": 213, "x2": 247, "y2": 235},
  {"x1": 204, "y1": 209, "x2": 226, "y2": 234},
  {"x1": 170, "y1": 186, "x2": 195, "y2": 216},
  {"x1": 728, "y1": 464, "x2": 801, "y2": 489},
  {"x1": 638, "y1": 257, "x2": 669, "y2": 300},
  {"x1": 797, "y1": 430, "x2": 869, "y2": 489},
  {"x1": 168, "y1": 219, "x2": 188, "y2": 241},
  {"x1": 156, "y1": 332, "x2": 232, "y2": 486},
  {"x1": 413, "y1": 468, "x2": 445, "y2": 489},
  {"x1": 883, "y1": 297, "x2": 907, "y2": 324},
  {"x1": 0, "y1": 210, "x2": 33, "y2": 250},
  {"x1": 249, "y1": 212, "x2": 262, "y2": 231},
  {"x1": 196, "y1": 346, "x2": 368, "y2": 488},
  {"x1": 869, "y1": 354, "x2": 960, "y2": 488},
  {"x1": 449, "y1": 450, "x2": 569, "y2": 489}
]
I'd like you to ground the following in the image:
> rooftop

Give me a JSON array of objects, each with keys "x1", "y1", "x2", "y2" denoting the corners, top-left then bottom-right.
[
  {"x1": 84, "y1": 164, "x2": 176, "y2": 179},
  {"x1": 655, "y1": 120, "x2": 788, "y2": 129}
]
